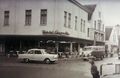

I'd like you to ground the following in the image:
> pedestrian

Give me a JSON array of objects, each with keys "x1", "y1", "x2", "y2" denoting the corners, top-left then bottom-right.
[{"x1": 89, "y1": 60, "x2": 100, "y2": 78}]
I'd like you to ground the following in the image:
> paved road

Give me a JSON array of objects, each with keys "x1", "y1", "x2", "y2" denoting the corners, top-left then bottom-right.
[{"x1": 0, "y1": 55, "x2": 120, "y2": 78}]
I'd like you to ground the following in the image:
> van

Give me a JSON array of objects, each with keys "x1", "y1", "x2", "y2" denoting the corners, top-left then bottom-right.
[{"x1": 82, "y1": 46, "x2": 105, "y2": 60}]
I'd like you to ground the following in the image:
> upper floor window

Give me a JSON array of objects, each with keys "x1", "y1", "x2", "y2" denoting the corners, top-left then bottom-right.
[
  {"x1": 87, "y1": 28, "x2": 90, "y2": 37},
  {"x1": 80, "y1": 19, "x2": 83, "y2": 32},
  {"x1": 75, "y1": 16, "x2": 77, "y2": 30},
  {"x1": 83, "y1": 20, "x2": 85, "y2": 32},
  {"x1": 68, "y1": 13, "x2": 71, "y2": 28},
  {"x1": 102, "y1": 24, "x2": 104, "y2": 32},
  {"x1": 64, "y1": 11, "x2": 67, "y2": 27},
  {"x1": 94, "y1": 20, "x2": 96, "y2": 30},
  {"x1": 98, "y1": 11, "x2": 101, "y2": 18},
  {"x1": 40, "y1": 9, "x2": 47, "y2": 25},
  {"x1": 4, "y1": 11, "x2": 10, "y2": 26},
  {"x1": 98, "y1": 20, "x2": 101, "y2": 31},
  {"x1": 25, "y1": 10, "x2": 32, "y2": 26}
]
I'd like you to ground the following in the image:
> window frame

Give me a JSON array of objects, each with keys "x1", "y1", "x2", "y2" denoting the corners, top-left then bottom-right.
[
  {"x1": 4, "y1": 10, "x2": 10, "y2": 26},
  {"x1": 75, "y1": 16, "x2": 77, "y2": 30},
  {"x1": 25, "y1": 10, "x2": 32, "y2": 26},
  {"x1": 40, "y1": 9, "x2": 47, "y2": 26}
]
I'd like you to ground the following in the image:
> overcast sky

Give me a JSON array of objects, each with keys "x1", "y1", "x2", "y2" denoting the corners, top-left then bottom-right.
[{"x1": 78, "y1": 0, "x2": 120, "y2": 27}]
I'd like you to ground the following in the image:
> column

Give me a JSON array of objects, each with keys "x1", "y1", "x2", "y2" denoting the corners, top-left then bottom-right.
[
  {"x1": 70, "y1": 42, "x2": 73, "y2": 54},
  {"x1": 55, "y1": 41, "x2": 59, "y2": 53},
  {"x1": 78, "y1": 43, "x2": 80, "y2": 53}
]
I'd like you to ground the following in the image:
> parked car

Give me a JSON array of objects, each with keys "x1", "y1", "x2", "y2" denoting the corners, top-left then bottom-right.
[{"x1": 18, "y1": 49, "x2": 58, "y2": 64}]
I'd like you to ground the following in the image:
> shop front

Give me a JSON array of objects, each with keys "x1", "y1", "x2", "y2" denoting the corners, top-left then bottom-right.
[{"x1": 0, "y1": 35, "x2": 98, "y2": 57}]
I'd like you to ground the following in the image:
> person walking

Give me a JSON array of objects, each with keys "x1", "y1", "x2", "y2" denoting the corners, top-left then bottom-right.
[{"x1": 89, "y1": 60, "x2": 100, "y2": 78}]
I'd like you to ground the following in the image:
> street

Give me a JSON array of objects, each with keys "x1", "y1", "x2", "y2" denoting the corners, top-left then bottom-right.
[{"x1": 0, "y1": 55, "x2": 120, "y2": 78}]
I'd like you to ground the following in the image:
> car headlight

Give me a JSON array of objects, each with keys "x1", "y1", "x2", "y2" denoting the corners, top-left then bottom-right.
[{"x1": 53, "y1": 55, "x2": 58, "y2": 59}]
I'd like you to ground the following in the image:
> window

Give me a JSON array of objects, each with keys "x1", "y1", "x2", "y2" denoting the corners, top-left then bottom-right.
[
  {"x1": 4, "y1": 11, "x2": 9, "y2": 26},
  {"x1": 98, "y1": 20, "x2": 101, "y2": 31},
  {"x1": 28, "y1": 50, "x2": 34, "y2": 54},
  {"x1": 40, "y1": 9, "x2": 47, "y2": 25},
  {"x1": 35, "y1": 50, "x2": 41, "y2": 54},
  {"x1": 64, "y1": 11, "x2": 67, "y2": 27},
  {"x1": 75, "y1": 16, "x2": 77, "y2": 30},
  {"x1": 102, "y1": 24, "x2": 104, "y2": 32},
  {"x1": 80, "y1": 19, "x2": 83, "y2": 32},
  {"x1": 101, "y1": 34, "x2": 104, "y2": 41},
  {"x1": 99, "y1": 11, "x2": 101, "y2": 18},
  {"x1": 94, "y1": 20, "x2": 96, "y2": 30},
  {"x1": 87, "y1": 28, "x2": 90, "y2": 37},
  {"x1": 25, "y1": 10, "x2": 32, "y2": 26},
  {"x1": 68, "y1": 13, "x2": 71, "y2": 28},
  {"x1": 83, "y1": 20, "x2": 85, "y2": 32}
]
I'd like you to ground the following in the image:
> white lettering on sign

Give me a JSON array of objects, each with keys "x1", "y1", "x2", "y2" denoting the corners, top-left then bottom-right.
[{"x1": 42, "y1": 30, "x2": 69, "y2": 35}]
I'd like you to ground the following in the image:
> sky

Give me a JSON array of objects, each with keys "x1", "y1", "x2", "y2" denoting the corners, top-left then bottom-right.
[{"x1": 78, "y1": 0, "x2": 120, "y2": 27}]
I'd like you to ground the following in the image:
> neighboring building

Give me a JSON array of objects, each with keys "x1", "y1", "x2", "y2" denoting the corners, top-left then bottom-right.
[
  {"x1": 105, "y1": 25, "x2": 120, "y2": 54},
  {"x1": 0, "y1": 0, "x2": 105, "y2": 55},
  {"x1": 84, "y1": 3, "x2": 105, "y2": 46}
]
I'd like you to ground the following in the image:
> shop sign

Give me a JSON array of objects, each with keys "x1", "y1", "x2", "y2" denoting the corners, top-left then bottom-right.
[{"x1": 42, "y1": 30, "x2": 69, "y2": 35}]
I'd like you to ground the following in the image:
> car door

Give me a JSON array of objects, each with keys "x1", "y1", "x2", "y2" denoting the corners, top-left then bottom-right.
[
  {"x1": 34, "y1": 50, "x2": 42, "y2": 61},
  {"x1": 27, "y1": 50, "x2": 35, "y2": 60}
]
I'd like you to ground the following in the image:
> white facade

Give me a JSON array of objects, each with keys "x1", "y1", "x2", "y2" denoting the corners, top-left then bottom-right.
[
  {"x1": 0, "y1": 0, "x2": 105, "y2": 55},
  {"x1": 106, "y1": 25, "x2": 120, "y2": 53},
  {"x1": 0, "y1": 0, "x2": 90, "y2": 40},
  {"x1": 88, "y1": 3, "x2": 105, "y2": 45}
]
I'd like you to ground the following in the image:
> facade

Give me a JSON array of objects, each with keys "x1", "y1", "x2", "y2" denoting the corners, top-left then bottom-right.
[
  {"x1": 105, "y1": 25, "x2": 120, "y2": 54},
  {"x1": 0, "y1": 0, "x2": 105, "y2": 55},
  {"x1": 84, "y1": 3, "x2": 105, "y2": 46}
]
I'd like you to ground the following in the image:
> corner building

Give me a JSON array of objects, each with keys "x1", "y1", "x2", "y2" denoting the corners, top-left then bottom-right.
[{"x1": 0, "y1": 0, "x2": 105, "y2": 55}]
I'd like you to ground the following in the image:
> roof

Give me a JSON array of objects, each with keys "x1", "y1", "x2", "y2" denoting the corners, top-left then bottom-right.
[
  {"x1": 68, "y1": 0, "x2": 96, "y2": 20},
  {"x1": 28, "y1": 49, "x2": 45, "y2": 51},
  {"x1": 105, "y1": 27, "x2": 113, "y2": 40},
  {"x1": 68, "y1": 0, "x2": 91, "y2": 13},
  {"x1": 84, "y1": 4, "x2": 96, "y2": 20}
]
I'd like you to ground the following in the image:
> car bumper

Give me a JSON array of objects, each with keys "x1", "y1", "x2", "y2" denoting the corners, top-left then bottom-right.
[{"x1": 50, "y1": 58, "x2": 58, "y2": 62}]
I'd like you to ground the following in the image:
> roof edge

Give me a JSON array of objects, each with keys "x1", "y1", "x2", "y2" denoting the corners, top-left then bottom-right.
[{"x1": 68, "y1": 0, "x2": 89, "y2": 13}]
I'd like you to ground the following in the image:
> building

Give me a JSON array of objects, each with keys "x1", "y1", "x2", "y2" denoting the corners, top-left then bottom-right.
[
  {"x1": 105, "y1": 25, "x2": 120, "y2": 54},
  {"x1": 84, "y1": 3, "x2": 105, "y2": 46},
  {"x1": 0, "y1": 0, "x2": 105, "y2": 55}
]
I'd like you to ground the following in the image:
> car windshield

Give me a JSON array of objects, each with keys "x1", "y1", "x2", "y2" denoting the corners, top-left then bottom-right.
[{"x1": 83, "y1": 47, "x2": 92, "y2": 51}]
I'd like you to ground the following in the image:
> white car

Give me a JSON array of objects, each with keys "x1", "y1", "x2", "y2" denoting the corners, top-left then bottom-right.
[{"x1": 18, "y1": 49, "x2": 58, "y2": 64}]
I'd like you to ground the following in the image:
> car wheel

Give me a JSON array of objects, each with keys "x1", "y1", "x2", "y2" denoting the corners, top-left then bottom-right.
[
  {"x1": 24, "y1": 58, "x2": 29, "y2": 63},
  {"x1": 44, "y1": 58, "x2": 50, "y2": 64}
]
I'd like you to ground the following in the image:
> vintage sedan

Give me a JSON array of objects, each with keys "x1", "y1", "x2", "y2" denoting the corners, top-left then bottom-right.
[{"x1": 18, "y1": 49, "x2": 58, "y2": 64}]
